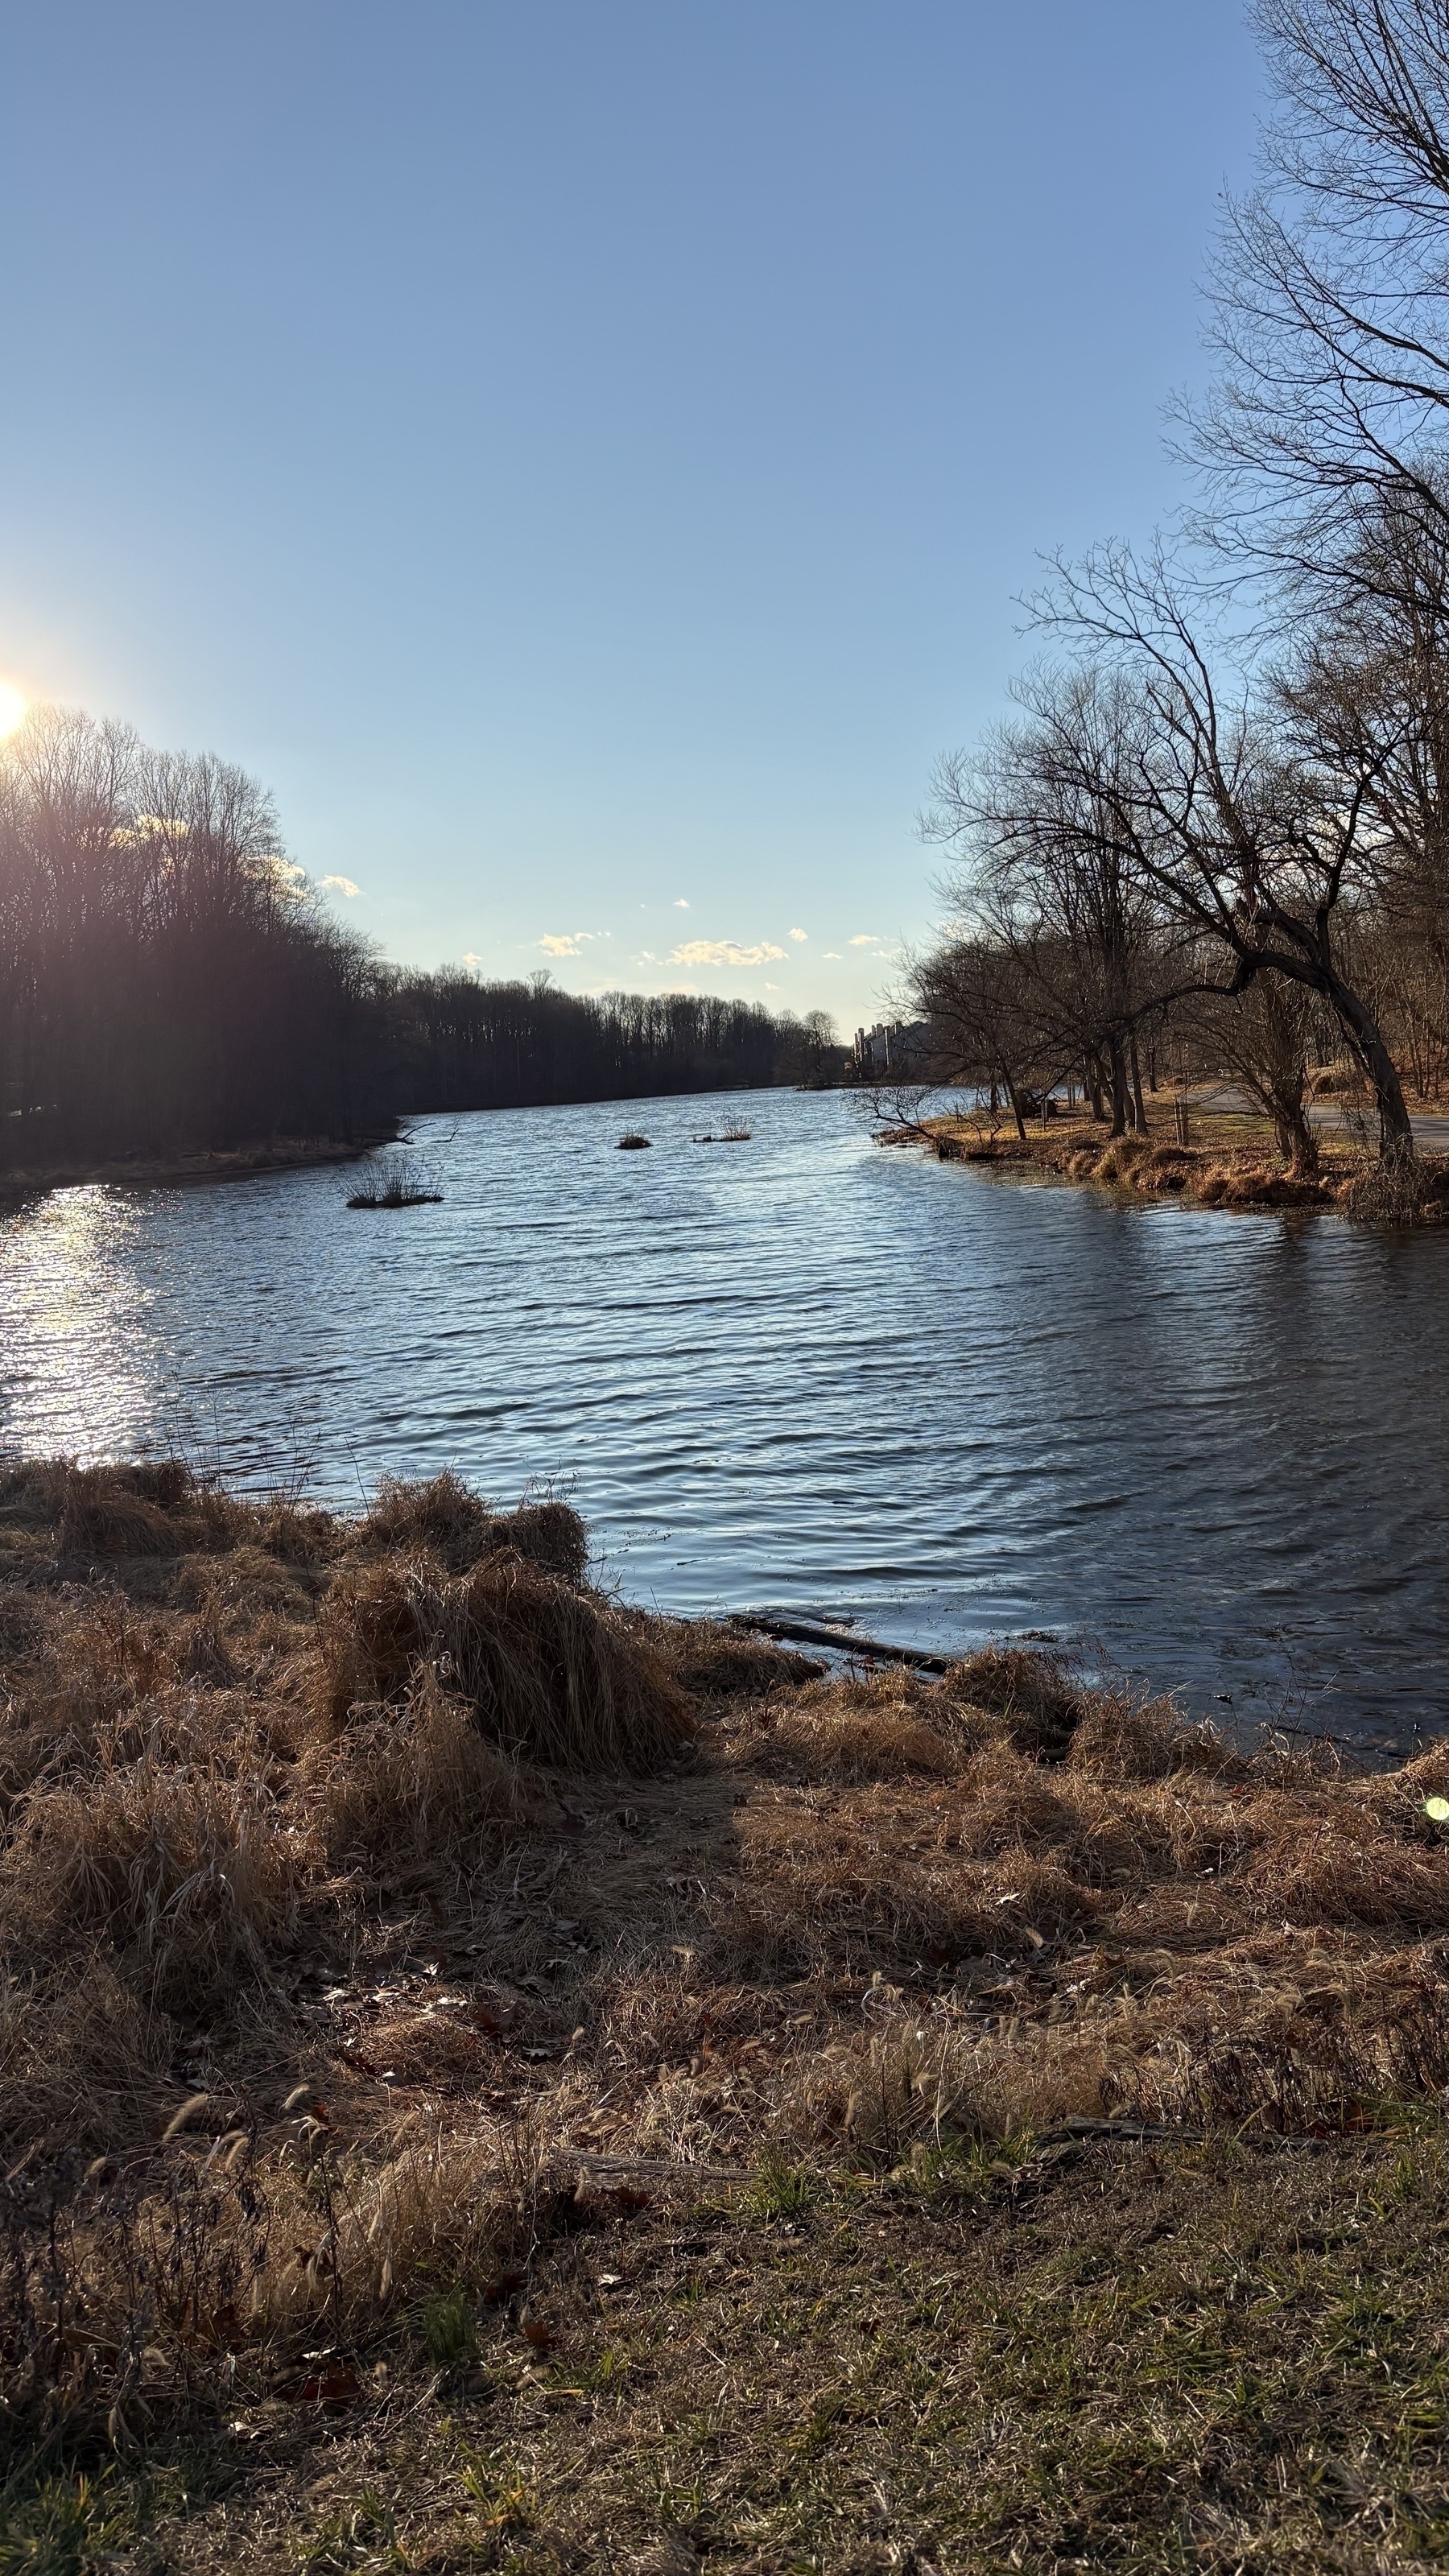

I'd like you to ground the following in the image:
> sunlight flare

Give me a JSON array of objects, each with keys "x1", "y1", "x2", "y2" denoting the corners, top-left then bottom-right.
[{"x1": 0, "y1": 682, "x2": 27, "y2": 739}]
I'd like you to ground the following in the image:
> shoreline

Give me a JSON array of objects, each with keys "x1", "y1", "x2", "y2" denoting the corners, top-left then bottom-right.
[
  {"x1": 880, "y1": 1103, "x2": 1449, "y2": 1220},
  {"x1": 0, "y1": 1132, "x2": 392, "y2": 1199},
  {"x1": 4, "y1": 1455, "x2": 1449, "y2": 2568}
]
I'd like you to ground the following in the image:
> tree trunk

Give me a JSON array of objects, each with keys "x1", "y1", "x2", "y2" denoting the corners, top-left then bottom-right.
[
  {"x1": 1003, "y1": 1073, "x2": 1028, "y2": 1142},
  {"x1": 1272, "y1": 1097, "x2": 1319, "y2": 1179},
  {"x1": 1106, "y1": 1036, "x2": 1129, "y2": 1137},
  {"x1": 1320, "y1": 968, "x2": 1416, "y2": 1159},
  {"x1": 1129, "y1": 1030, "x2": 1148, "y2": 1133}
]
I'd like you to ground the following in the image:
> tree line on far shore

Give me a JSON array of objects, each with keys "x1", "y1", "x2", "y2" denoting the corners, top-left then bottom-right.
[
  {"x1": 0, "y1": 707, "x2": 840, "y2": 1172},
  {"x1": 910, "y1": 0, "x2": 1449, "y2": 1180},
  {"x1": 396, "y1": 970, "x2": 838, "y2": 1113}
]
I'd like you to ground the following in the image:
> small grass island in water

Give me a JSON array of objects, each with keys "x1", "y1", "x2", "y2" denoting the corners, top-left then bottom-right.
[{"x1": 346, "y1": 1150, "x2": 444, "y2": 1208}]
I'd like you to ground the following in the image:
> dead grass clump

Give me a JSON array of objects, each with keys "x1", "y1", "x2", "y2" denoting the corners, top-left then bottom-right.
[
  {"x1": 173, "y1": 1543, "x2": 314, "y2": 1620},
  {"x1": 0, "y1": 1958, "x2": 176, "y2": 2157},
  {"x1": 720, "y1": 1790, "x2": 997, "y2": 1973},
  {"x1": 1108, "y1": 1950, "x2": 1449, "y2": 2132},
  {"x1": 1244, "y1": 1800, "x2": 1449, "y2": 1930},
  {"x1": 1380, "y1": 1739, "x2": 1449, "y2": 1807},
  {"x1": 1091, "y1": 1136, "x2": 1151, "y2": 1184},
  {"x1": 776, "y1": 1703, "x2": 956, "y2": 1781},
  {"x1": 956, "y1": 1742, "x2": 1205, "y2": 1889},
  {"x1": 976, "y1": 1848, "x2": 1105, "y2": 1939},
  {"x1": 943, "y1": 1646, "x2": 1083, "y2": 1759},
  {"x1": 357, "y1": 1475, "x2": 588, "y2": 1583},
  {"x1": 316, "y1": 1555, "x2": 693, "y2": 1771},
  {"x1": 0, "y1": 1606, "x2": 204, "y2": 1805},
  {"x1": 721, "y1": 1777, "x2": 1102, "y2": 1975},
  {"x1": 1337, "y1": 1150, "x2": 1449, "y2": 1226},
  {"x1": 315, "y1": 1563, "x2": 427, "y2": 1725},
  {"x1": 216, "y1": 1498, "x2": 336, "y2": 1565},
  {"x1": 1195, "y1": 1164, "x2": 1327, "y2": 1210},
  {"x1": 497, "y1": 1499, "x2": 589, "y2": 1584},
  {"x1": 6, "y1": 1753, "x2": 298, "y2": 2008},
  {"x1": 58, "y1": 1478, "x2": 183, "y2": 1560},
  {"x1": 336, "y1": 2120, "x2": 535, "y2": 2313},
  {"x1": 784, "y1": 2008, "x2": 985, "y2": 2159},
  {"x1": 756, "y1": 1669, "x2": 997, "y2": 1778},
  {"x1": 308, "y1": 1678, "x2": 526, "y2": 1868},
  {"x1": 1067, "y1": 1687, "x2": 1244, "y2": 1782},
  {"x1": 441, "y1": 1556, "x2": 692, "y2": 1769},
  {"x1": 952, "y1": 1743, "x2": 1081, "y2": 1852},
  {"x1": 358, "y1": 2006, "x2": 497, "y2": 2086},
  {"x1": 0, "y1": 2119, "x2": 533, "y2": 2445},
  {"x1": 3, "y1": 1459, "x2": 266, "y2": 1567},
  {"x1": 665, "y1": 1624, "x2": 825, "y2": 1697}
]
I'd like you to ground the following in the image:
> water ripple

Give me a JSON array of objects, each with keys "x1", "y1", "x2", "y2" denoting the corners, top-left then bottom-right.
[{"x1": 2, "y1": 1090, "x2": 1447, "y2": 1745}]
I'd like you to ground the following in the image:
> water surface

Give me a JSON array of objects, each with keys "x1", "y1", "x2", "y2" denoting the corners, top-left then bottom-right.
[{"x1": 2, "y1": 1089, "x2": 1445, "y2": 1749}]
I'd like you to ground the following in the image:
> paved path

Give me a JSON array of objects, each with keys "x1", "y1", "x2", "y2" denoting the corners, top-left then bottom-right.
[{"x1": 1184, "y1": 1083, "x2": 1449, "y2": 1152}]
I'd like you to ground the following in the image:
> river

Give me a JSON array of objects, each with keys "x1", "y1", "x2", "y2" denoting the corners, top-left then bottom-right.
[{"x1": 2, "y1": 1088, "x2": 1445, "y2": 1751}]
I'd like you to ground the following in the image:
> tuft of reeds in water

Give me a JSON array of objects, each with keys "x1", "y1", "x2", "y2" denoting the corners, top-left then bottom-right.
[{"x1": 346, "y1": 1152, "x2": 443, "y2": 1209}]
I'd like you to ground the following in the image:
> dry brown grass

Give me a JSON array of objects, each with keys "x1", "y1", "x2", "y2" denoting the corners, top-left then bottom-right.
[
  {"x1": 314, "y1": 1552, "x2": 693, "y2": 1766},
  {"x1": 895, "y1": 1100, "x2": 1449, "y2": 1232},
  {"x1": 306, "y1": 1676, "x2": 527, "y2": 1869},
  {"x1": 4, "y1": 1458, "x2": 1449, "y2": 2568},
  {"x1": 354, "y1": 1469, "x2": 589, "y2": 1582}
]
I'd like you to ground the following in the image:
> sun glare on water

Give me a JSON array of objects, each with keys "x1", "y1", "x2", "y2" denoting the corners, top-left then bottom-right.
[{"x1": 0, "y1": 683, "x2": 27, "y2": 740}]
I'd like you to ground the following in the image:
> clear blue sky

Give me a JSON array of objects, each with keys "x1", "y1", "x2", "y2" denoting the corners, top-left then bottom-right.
[{"x1": 1, "y1": 2, "x2": 1262, "y2": 1030}]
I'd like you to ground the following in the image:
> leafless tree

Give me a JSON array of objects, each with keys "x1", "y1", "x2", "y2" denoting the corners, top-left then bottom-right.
[
  {"x1": 923, "y1": 667, "x2": 1193, "y2": 1136},
  {"x1": 0, "y1": 706, "x2": 390, "y2": 1166},
  {"x1": 1027, "y1": 547, "x2": 1416, "y2": 1155},
  {"x1": 910, "y1": 935, "x2": 1050, "y2": 1139},
  {"x1": 1189, "y1": 0, "x2": 1449, "y2": 583},
  {"x1": 1185, "y1": 970, "x2": 1331, "y2": 1174}
]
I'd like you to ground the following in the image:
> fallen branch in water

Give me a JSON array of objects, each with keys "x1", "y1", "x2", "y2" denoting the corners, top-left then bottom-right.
[{"x1": 729, "y1": 1611, "x2": 955, "y2": 1673}]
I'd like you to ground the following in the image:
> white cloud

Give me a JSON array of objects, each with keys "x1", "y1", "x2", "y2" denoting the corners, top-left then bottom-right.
[
  {"x1": 787, "y1": 927, "x2": 807, "y2": 942},
  {"x1": 539, "y1": 933, "x2": 582, "y2": 956},
  {"x1": 669, "y1": 938, "x2": 787, "y2": 968},
  {"x1": 462, "y1": 952, "x2": 482, "y2": 968},
  {"x1": 822, "y1": 951, "x2": 843, "y2": 960},
  {"x1": 674, "y1": 897, "x2": 690, "y2": 908},
  {"x1": 848, "y1": 932, "x2": 881, "y2": 947},
  {"x1": 320, "y1": 873, "x2": 361, "y2": 898}
]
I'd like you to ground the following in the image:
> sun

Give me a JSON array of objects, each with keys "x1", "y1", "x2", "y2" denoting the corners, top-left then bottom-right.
[{"x1": 0, "y1": 683, "x2": 27, "y2": 741}]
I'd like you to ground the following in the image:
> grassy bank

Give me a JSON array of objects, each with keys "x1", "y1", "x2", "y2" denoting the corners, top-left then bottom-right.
[
  {"x1": 882, "y1": 1100, "x2": 1449, "y2": 1224},
  {"x1": 0, "y1": 1139, "x2": 394, "y2": 1203},
  {"x1": 4, "y1": 1464, "x2": 1449, "y2": 2569}
]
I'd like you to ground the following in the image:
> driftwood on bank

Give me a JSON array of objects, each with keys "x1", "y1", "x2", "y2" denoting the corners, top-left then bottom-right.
[{"x1": 728, "y1": 1611, "x2": 955, "y2": 1674}]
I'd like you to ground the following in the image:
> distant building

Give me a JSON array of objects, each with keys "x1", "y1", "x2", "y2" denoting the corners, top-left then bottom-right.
[{"x1": 852, "y1": 1020, "x2": 930, "y2": 1078}]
